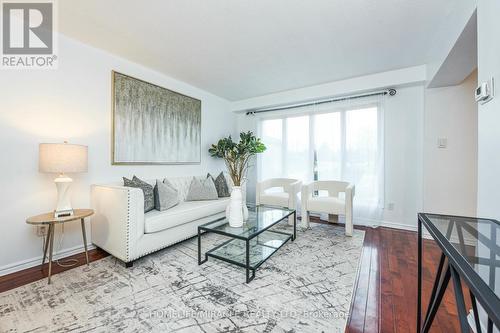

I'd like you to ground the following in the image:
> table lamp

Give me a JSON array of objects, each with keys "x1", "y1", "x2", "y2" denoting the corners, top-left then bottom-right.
[{"x1": 39, "y1": 142, "x2": 88, "y2": 217}]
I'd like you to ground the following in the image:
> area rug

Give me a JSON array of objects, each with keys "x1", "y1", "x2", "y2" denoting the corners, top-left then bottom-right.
[{"x1": 0, "y1": 223, "x2": 364, "y2": 333}]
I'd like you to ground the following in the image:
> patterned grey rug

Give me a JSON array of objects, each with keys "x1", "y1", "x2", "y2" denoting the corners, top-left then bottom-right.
[{"x1": 0, "y1": 223, "x2": 364, "y2": 333}]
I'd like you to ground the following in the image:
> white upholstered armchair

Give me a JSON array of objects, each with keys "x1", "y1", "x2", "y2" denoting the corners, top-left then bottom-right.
[
  {"x1": 301, "y1": 181, "x2": 355, "y2": 236},
  {"x1": 256, "y1": 178, "x2": 302, "y2": 224}
]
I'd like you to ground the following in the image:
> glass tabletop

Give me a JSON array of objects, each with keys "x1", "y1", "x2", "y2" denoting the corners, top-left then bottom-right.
[
  {"x1": 207, "y1": 231, "x2": 291, "y2": 270},
  {"x1": 199, "y1": 205, "x2": 294, "y2": 240},
  {"x1": 421, "y1": 213, "x2": 500, "y2": 299}
]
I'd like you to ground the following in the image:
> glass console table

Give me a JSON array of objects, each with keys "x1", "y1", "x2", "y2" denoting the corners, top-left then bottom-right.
[
  {"x1": 417, "y1": 213, "x2": 500, "y2": 333},
  {"x1": 198, "y1": 205, "x2": 296, "y2": 283}
]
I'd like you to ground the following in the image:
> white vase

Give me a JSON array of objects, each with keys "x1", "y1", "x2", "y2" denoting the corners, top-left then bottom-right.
[
  {"x1": 242, "y1": 204, "x2": 249, "y2": 220},
  {"x1": 226, "y1": 186, "x2": 246, "y2": 227}
]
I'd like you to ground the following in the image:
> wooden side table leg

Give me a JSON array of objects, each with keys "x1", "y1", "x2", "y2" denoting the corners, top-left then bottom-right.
[
  {"x1": 48, "y1": 224, "x2": 55, "y2": 284},
  {"x1": 81, "y1": 218, "x2": 89, "y2": 265},
  {"x1": 41, "y1": 225, "x2": 51, "y2": 269}
]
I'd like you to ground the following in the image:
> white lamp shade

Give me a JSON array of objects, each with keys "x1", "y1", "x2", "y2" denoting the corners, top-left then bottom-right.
[{"x1": 39, "y1": 143, "x2": 88, "y2": 174}]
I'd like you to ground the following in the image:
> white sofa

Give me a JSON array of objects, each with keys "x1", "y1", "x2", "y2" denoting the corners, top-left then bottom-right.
[{"x1": 91, "y1": 176, "x2": 236, "y2": 266}]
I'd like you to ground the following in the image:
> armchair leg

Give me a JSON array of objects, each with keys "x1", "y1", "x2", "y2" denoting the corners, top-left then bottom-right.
[
  {"x1": 345, "y1": 213, "x2": 353, "y2": 237},
  {"x1": 288, "y1": 202, "x2": 296, "y2": 226},
  {"x1": 301, "y1": 211, "x2": 310, "y2": 230}
]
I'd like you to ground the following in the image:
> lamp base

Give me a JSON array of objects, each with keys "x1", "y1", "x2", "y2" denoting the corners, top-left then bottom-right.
[{"x1": 54, "y1": 175, "x2": 73, "y2": 218}]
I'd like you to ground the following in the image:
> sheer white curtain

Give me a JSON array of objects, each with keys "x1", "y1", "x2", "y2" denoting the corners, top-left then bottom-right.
[{"x1": 257, "y1": 95, "x2": 385, "y2": 225}]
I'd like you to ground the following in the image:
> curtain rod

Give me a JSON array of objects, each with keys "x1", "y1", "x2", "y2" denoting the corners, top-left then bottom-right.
[{"x1": 245, "y1": 88, "x2": 397, "y2": 115}]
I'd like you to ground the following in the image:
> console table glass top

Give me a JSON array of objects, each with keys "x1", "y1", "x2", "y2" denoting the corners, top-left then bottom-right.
[{"x1": 418, "y1": 213, "x2": 500, "y2": 333}]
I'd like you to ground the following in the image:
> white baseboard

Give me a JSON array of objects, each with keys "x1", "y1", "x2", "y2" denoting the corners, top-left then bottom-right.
[
  {"x1": 354, "y1": 217, "x2": 417, "y2": 231},
  {"x1": 379, "y1": 220, "x2": 418, "y2": 232},
  {"x1": 354, "y1": 218, "x2": 437, "y2": 240},
  {"x1": 0, "y1": 243, "x2": 96, "y2": 277}
]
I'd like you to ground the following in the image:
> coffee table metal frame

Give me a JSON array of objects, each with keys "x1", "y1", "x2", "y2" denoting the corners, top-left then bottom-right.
[{"x1": 198, "y1": 206, "x2": 296, "y2": 283}]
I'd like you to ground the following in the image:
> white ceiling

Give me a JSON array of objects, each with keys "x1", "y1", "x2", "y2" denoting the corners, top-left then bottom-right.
[
  {"x1": 428, "y1": 11, "x2": 477, "y2": 88},
  {"x1": 59, "y1": 0, "x2": 456, "y2": 101}
]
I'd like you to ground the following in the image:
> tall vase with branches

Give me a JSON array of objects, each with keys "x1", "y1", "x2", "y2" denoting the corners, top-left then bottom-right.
[{"x1": 209, "y1": 132, "x2": 266, "y2": 226}]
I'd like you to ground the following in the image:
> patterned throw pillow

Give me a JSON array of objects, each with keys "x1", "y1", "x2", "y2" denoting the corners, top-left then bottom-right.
[
  {"x1": 186, "y1": 176, "x2": 218, "y2": 201},
  {"x1": 207, "y1": 172, "x2": 230, "y2": 198},
  {"x1": 154, "y1": 179, "x2": 179, "y2": 211},
  {"x1": 123, "y1": 176, "x2": 155, "y2": 213}
]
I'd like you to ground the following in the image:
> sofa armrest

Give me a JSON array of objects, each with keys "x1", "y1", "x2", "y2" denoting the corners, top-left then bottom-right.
[
  {"x1": 345, "y1": 183, "x2": 355, "y2": 199},
  {"x1": 301, "y1": 182, "x2": 314, "y2": 211},
  {"x1": 345, "y1": 183, "x2": 355, "y2": 210},
  {"x1": 256, "y1": 179, "x2": 283, "y2": 205},
  {"x1": 256, "y1": 179, "x2": 273, "y2": 192},
  {"x1": 90, "y1": 184, "x2": 145, "y2": 262},
  {"x1": 284, "y1": 180, "x2": 302, "y2": 195},
  {"x1": 284, "y1": 180, "x2": 302, "y2": 208}
]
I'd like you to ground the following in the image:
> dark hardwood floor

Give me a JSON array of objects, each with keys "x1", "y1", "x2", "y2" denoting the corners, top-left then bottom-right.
[
  {"x1": 346, "y1": 225, "x2": 469, "y2": 333},
  {"x1": 0, "y1": 248, "x2": 109, "y2": 293},
  {"x1": 0, "y1": 222, "x2": 465, "y2": 332}
]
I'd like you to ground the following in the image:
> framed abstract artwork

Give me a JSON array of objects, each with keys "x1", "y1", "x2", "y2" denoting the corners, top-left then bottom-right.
[{"x1": 111, "y1": 71, "x2": 201, "y2": 164}]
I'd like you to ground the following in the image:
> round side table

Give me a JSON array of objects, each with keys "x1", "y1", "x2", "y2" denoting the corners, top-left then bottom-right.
[{"x1": 26, "y1": 209, "x2": 94, "y2": 284}]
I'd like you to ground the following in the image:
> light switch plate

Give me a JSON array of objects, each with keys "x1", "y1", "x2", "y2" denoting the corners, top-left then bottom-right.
[{"x1": 438, "y1": 138, "x2": 447, "y2": 149}]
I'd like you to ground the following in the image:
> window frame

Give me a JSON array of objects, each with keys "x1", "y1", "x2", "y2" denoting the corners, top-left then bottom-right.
[{"x1": 257, "y1": 101, "x2": 381, "y2": 185}]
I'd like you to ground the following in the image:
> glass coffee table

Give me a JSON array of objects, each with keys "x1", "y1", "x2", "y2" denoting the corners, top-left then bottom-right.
[{"x1": 198, "y1": 205, "x2": 296, "y2": 283}]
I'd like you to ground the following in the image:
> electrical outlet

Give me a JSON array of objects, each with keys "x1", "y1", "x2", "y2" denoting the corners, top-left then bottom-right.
[
  {"x1": 387, "y1": 203, "x2": 395, "y2": 211},
  {"x1": 36, "y1": 226, "x2": 47, "y2": 237}
]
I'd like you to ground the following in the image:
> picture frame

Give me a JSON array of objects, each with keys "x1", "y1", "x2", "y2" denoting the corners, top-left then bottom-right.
[{"x1": 111, "y1": 71, "x2": 201, "y2": 165}]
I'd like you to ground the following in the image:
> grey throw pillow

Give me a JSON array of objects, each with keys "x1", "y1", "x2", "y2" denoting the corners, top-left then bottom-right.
[
  {"x1": 207, "y1": 172, "x2": 230, "y2": 198},
  {"x1": 154, "y1": 179, "x2": 179, "y2": 211},
  {"x1": 186, "y1": 176, "x2": 218, "y2": 201},
  {"x1": 123, "y1": 176, "x2": 155, "y2": 213},
  {"x1": 123, "y1": 177, "x2": 135, "y2": 187}
]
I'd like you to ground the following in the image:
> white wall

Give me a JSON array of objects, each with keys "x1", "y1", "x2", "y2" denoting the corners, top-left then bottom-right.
[
  {"x1": 232, "y1": 65, "x2": 426, "y2": 112},
  {"x1": 476, "y1": 2, "x2": 500, "y2": 330},
  {"x1": 383, "y1": 85, "x2": 424, "y2": 229},
  {"x1": 0, "y1": 34, "x2": 235, "y2": 274},
  {"x1": 423, "y1": 70, "x2": 478, "y2": 216},
  {"x1": 477, "y1": 0, "x2": 500, "y2": 221},
  {"x1": 234, "y1": 69, "x2": 425, "y2": 230}
]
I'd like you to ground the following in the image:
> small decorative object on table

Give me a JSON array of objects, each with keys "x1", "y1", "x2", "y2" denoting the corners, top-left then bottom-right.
[{"x1": 209, "y1": 132, "x2": 266, "y2": 227}]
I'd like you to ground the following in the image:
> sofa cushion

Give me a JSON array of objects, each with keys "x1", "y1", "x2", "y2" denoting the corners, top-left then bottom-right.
[
  {"x1": 259, "y1": 192, "x2": 289, "y2": 207},
  {"x1": 307, "y1": 196, "x2": 345, "y2": 214},
  {"x1": 144, "y1": 198, "x2": 229, "y2": 233}
]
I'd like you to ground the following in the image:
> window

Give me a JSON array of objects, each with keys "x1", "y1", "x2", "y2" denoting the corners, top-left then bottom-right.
[
  {"x1": 260, "y1": 118, "x2": 283, "y2": 180},
  {"x1": 286, "y1": 116, "x2": 310, "y2": 181},
  {"x1": 259, "y1": 104, "x2": 383, "y2": 216}
]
